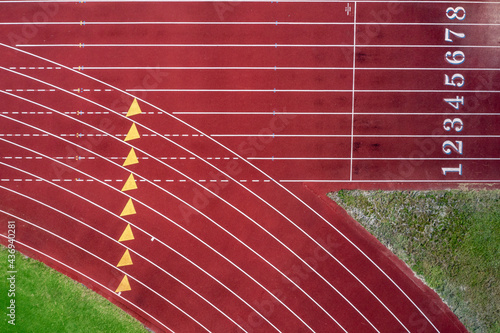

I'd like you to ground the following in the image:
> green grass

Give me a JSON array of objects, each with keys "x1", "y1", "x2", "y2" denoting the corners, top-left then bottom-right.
[
  {"x1": 328, "y1": 189, "x2": 500, "y2": 333},
  {"x1": 0, "y1": 246, "x2": 148, "y2": 332}
]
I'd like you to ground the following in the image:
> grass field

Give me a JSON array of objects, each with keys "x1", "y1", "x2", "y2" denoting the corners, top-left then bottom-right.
[
  {"x1": 329, "y1": 189, "x2": 500, "y2": 333},
  {"x1": 0, "y1": 245, "x2": 148, "y2": 332}
]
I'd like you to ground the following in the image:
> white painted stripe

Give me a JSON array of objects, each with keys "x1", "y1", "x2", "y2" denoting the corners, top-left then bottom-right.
[
  {"x1": 3, "y1": 84, "x2": 370, "y2": 333},
  {"x1": 1, "y1": 0, "x2": 499, "y2": 3},
  {"x1": 3, "y1": 21, "x2": 500, "y2": 26},
  {"x1": 212, "y1": 134, "x2": 500, "y2": 138},
  {"x1": 17, "y1": 43, "x2": 351, "y2": 47},
  {"x1": 129, "y1": 88, "x2": 500, "y2": 93},
  {"x1": 0, "y1": 234, "x2": 175, "y2": 333},
  {"x1": 173, "y1": 112, "x2": 500, "y2": 116},
  {"x1": 0, "y1": 70, "x2": 375, "y2": 331},
  {"x1": 350, "y1": 2, "x2": 357, "y2": 182},
  {"x1": 0, "y1": 100, "x2": 306, "y2": 332},
  {"x1": 79, "y1": 66, "x2": 348, "y2": 70},
  {"x1": 0, "y1": 91, "x2": 332, "y2": 329}
]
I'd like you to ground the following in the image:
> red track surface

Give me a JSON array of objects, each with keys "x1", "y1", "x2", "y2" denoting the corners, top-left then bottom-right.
[{"x1": 1, "y1": 1, "x2": 498, "y2": 332}]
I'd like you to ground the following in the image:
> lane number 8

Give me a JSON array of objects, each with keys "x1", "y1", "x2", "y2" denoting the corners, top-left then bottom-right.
[{"x1": 446, "y1": 7, "x2": 466, "y2": 20}]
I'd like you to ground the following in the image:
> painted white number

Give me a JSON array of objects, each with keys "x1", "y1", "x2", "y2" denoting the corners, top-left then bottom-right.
[
  {"x1": 446, "y1": 7, "x2": 466, "y2": 20},
  {"x1": 443, "y1": 118, "x2": 464, "y2": 132},
  {"x1": 442, "y1": 164, "x2": 463, "y2": 175},
  {"x1": 444, "y1": 74, "x2": 464, "y2": 87},
  {"x1": 444, "y1": 96, "x2": 464, "y2": 109},
  {"x1": 445, "y1": 28, "x2": 465, "y2": 42},
  {"x1": 442, "y1": 140, "x2": 463, "y2": 155},
  {"x1": 445, "y1": 51, "x2": 465, "y2": 65}
]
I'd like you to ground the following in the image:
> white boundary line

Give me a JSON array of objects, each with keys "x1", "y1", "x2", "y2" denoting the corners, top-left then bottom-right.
[
  {"x1": 0, "y1": 68, "x2": 402, "y2": 331},
  {"x1": 0, "y1": 43, "x2": 441, "y2": 331},
  {"x1": 279, "y1": 179, "x2": 500, "y2": 183},
  {"x1": 69, "y1": 67, "x2": 500, "y2": 71},
  {"x1": 172, "y1": 112, "x2": 500, "y2": 115},
  {"x1": 0, "y1": 208, "x2": 210, "y2": 332},
  {"x1": 0, "y1": 233, "x2": 175, "y2": 333},
  {"x1": 247, "y1": 157, "x2": 500, "y2": 161},
  {"x1": 1, "y1": 1, "x2": 499, "y2": 4},
  {"x1": 210, "y1": 134, "x2": 500, "y2": 138},
  {"x1": 2, "y1": 21, "x2": 500, "y2": 26},
  {"x1": 0, "y1": 109, "x2": 305, "y2": 332},
  {"x1": 1, "y1": 70, "x2": 409, "y2": 332}
]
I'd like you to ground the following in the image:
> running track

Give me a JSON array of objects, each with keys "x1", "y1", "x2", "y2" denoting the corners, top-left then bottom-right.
[{"x1": 1, "y1": 1, "x2": 498, "y2": 332}]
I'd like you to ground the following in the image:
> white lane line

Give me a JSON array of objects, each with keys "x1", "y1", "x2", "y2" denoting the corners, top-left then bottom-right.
[
  {"x1": 1, "y1": 86, "x2": 358, "y2": 331},
  {"x1": 0, "y1": 104, "x2": 303, "y2": 332},
  {"x1": 174, "y1": 112, "x2": 500, "y2": 115},
  {"x1": 1, "y1": 185, "x2": 269, "y2": 333},
  {"x1": 0, "y1": 209, "x2": 211, "y2": 332},
  {"x1": 70, "y1": 66, "x2": 500, "y2": 71},
  {"x1": 3, "y1": 21, "x2": 500, "y2": 26},
  {"x1": 0, "y1": 72, "x2": 350, "y2": 330},
  {"x1": 211, "y1": 134, "x2": 500, "y2": 138},
  {"x1": 2, "y1": 0, "x2": 500, "y2": 3},
  {"x1": 0, "y1": 108, "x2": 323, "y2": 333},
  {"x1": 129, "y1": 88, "x2": 500, "y2": 93},
  {"x1": 0, "y1": 234, "x2": 175, "y2": 333},
  {"x1": 127, "y1": 89, "x2": 350, "y2": 92},
  {"x1": 0, "y1": 44, "x2": 435, "y2": 331},
  {"x1": 76, "y1": 66, "x2": 349, "y2": 70},
  {"x1": 17, "y1": 43, "x2": 351, "y2": 47}
]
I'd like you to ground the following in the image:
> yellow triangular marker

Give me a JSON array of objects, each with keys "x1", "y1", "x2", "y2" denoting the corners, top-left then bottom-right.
[
  {"x1": 117, "y1": 249, "x2": 133, "y2": 267},
  {"x1": 121, "y1": 173, "x2": 138, "y2": 192},
  {"x1": 115, "y1": 275, "x2": 131, "y2": 292},
  {"x1": 126, "y1": 98, "x2": 142, "y2": 117},
  {"x1": 120, "y1": 198, "x2": 136, "y2": 217},
  {"x1": 118, "y1": 224, "x2": 134, "y2": 242},
  {"x1": 124, "y1": 123, "x2": 140, "y2": 142},
  {"x1": 123, "y1": 148, "x2": 139, "y2": 167}
]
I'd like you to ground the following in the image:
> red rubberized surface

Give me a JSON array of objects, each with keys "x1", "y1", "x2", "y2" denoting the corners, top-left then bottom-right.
[{"x1": 1, "y1": 1, "x2": 498, "y2": 332}]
